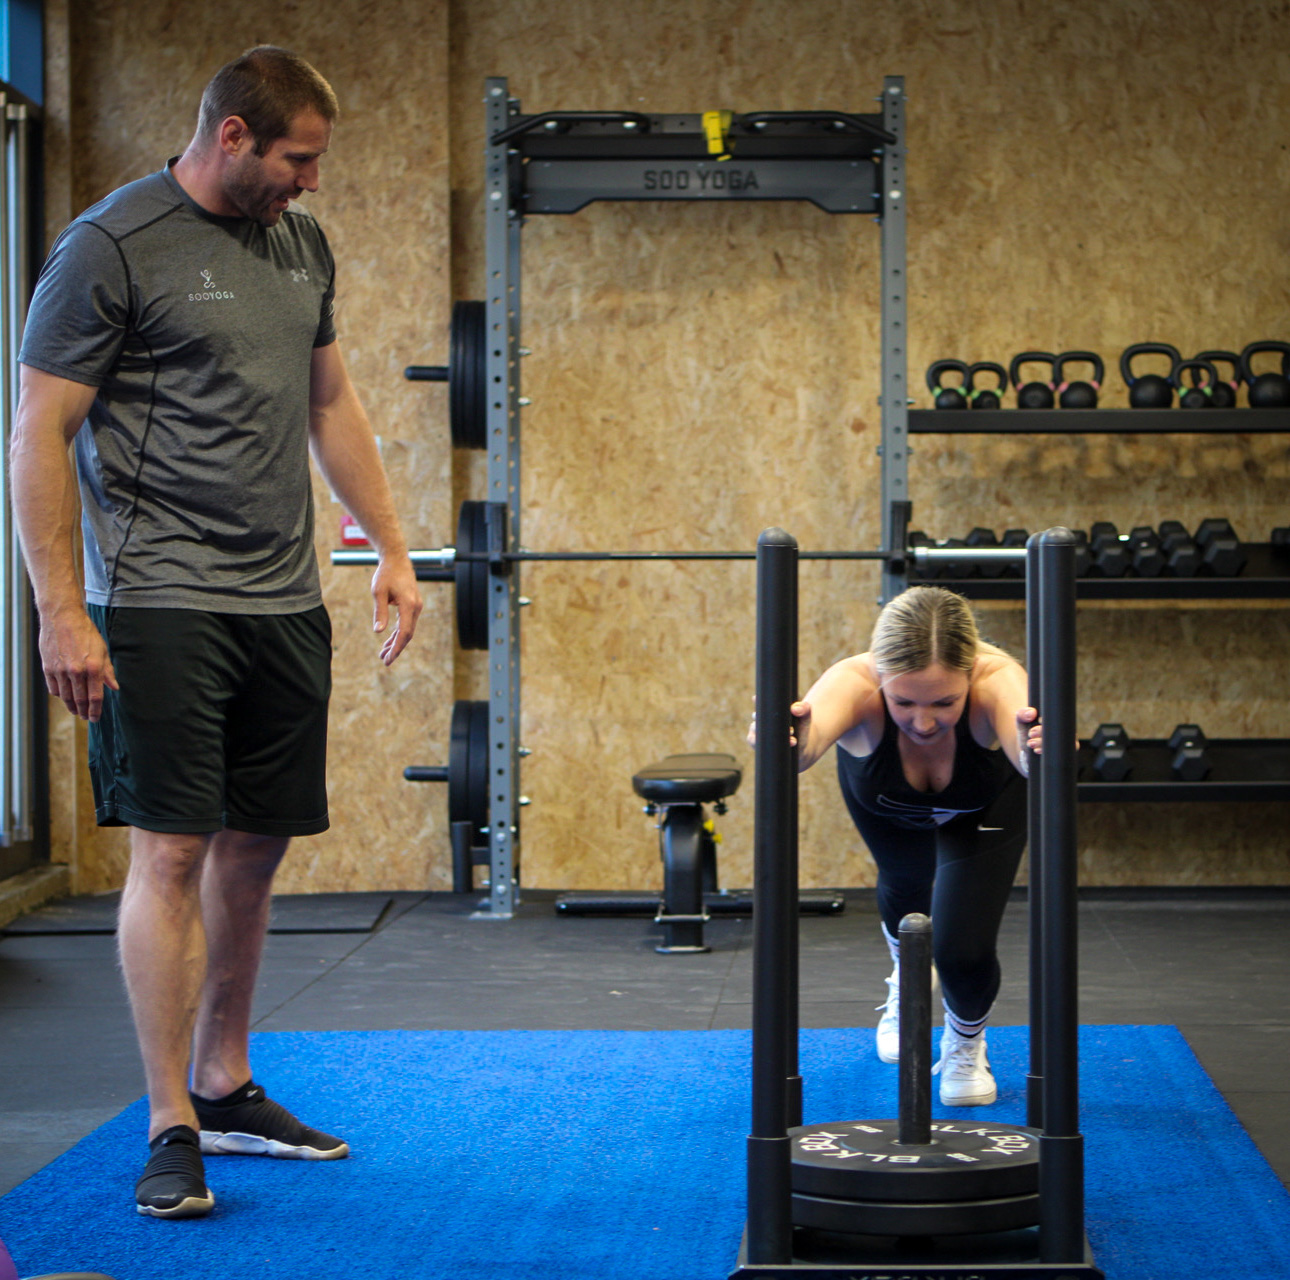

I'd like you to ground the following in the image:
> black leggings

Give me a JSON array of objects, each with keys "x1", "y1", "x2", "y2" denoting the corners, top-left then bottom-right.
[{"x1": 839, "y1": 770, "x2": 1027, "y2": 1024}]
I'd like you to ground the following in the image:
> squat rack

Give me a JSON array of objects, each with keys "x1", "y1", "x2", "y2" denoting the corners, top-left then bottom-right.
[{"x1": 466, "y1": 75, "x2": 908, "y2": 918}]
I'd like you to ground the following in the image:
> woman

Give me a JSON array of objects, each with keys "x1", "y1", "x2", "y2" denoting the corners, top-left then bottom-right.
[{"x1": 781, "y1": 585, "x2": 1040, "y2": 1106}]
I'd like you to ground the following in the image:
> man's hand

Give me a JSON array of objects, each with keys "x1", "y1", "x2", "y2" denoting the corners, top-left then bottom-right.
[
  {"x1": 371, "y1": 553, "x2": 423, "y2": 665},
  {"x1": 39, "y1": 606, "x2": 119, "y2": 721}
]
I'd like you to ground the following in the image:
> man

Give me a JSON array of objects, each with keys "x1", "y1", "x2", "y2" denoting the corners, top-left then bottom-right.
[{"x1": 11, "y1": 47, "x2": 423, "y2": 1218}]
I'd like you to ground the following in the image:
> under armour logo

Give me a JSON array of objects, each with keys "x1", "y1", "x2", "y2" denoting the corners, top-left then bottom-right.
[
  {"x1": 200, "y1": 268, "x2": 215, "y2": 289},
  {"x1": 290, "y1": 268, "x2": 309, "y2": 284}
]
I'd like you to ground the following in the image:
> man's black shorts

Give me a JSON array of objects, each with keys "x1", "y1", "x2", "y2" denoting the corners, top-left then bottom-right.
[{"x1": 86, "y1": 605, "x2": 331, "y2": 836}]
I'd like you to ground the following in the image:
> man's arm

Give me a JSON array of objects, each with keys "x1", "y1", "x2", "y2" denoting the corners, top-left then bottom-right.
[
  {"x1": 10, "y1": 365, "x2": 119, "y2": 720},
  {"x1": 308, "y1": 340, "x2": 422, "y2": 665}
]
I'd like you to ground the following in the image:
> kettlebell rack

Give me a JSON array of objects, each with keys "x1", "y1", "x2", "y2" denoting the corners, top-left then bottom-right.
[{"x1": 446, "y1": 76, "x2": 908, "y2": 918}]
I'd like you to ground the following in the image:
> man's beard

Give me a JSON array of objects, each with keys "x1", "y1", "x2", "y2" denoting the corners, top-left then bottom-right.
[{"x1": 225, "y1": 164, "x2": 290, "y2": 227}]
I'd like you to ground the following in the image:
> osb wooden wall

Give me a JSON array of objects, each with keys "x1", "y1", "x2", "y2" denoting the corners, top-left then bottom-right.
[{"x1": 41, "y1": 0, "x2": 1290, "y2": 895}]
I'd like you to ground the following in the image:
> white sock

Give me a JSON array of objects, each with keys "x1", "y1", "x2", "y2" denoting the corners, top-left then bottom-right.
[
  {"x1": 943, "y1": 1001, "x2": 989, "y2": 1040},
  {"x1": 881, "y1": 923, "x2": 901, "y2": 969}
]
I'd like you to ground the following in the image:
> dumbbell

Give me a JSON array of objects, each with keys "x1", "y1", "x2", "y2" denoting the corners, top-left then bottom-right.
[
  {"x1": 1089, "y1": 521, "x2": 1129, "y2": 577},
  {"x1": 912, "y1": 535, "x2": 970, "y2": 579},
  {"x1": 1089, "y1": 723, "x2": 1131, "y2": 781},
  {"x1": 1127, "y1": 526, "x2": 1165, "y2": 577},
  {"x1": 965, "y1": 527, "x2": 1005, "y2": 578},
  {"x1": 1169, "y1": 724, "x2": 1210, "y2": 781},
  {"x1": 1194, "y1": 518, "x2": 1246, "y2": 577},
  {"x1": 1001, "y1": 528, "x2": 1029, "y2": 577},
  {"x1": 1070, "y1": 529, "x2": 1092, "y2": 576},
  {"x1": 910, "y1": 532, "x2": 978, "y2": 581},
  {"x1": 1157, "y1": 520, "x2": 1200, "y2": 576}
]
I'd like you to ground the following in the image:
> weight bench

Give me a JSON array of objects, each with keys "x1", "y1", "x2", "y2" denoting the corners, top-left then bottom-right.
[{"x1": 555, "y1": 751, "x2": 844, "y2": 952}]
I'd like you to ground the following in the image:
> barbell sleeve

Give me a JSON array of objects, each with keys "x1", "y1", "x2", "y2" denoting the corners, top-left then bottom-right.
[
  {"x1": 332, "y1": 548, "x2": 456, "y2": 565},
  {"x1": 404, "y1": 766, "x2": 449, "y2": 783},
  {"x1": 913, "y1": 546, "x2": 1027, "y2": 570},
  {"x1": 404, "y1": 364, "x2": 450, "y2": 382}
]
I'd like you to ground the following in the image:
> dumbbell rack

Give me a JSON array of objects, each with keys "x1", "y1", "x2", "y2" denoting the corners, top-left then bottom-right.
[
  {"x1": 464, "y1": 77, "x2": 909, "y2": 918},
  {"x1": 1076, "y1": 738, "x2": 1290, "y2": 802},
  {"x1": 898, "y1": 410, "x2": 1290, "y2": 601},
  {"x1": 885, "y1": 405, "x2": 1290, "y2": 801},
  {"x1": 909, "y1": 543, "x2": 1290, "y2": 602}
]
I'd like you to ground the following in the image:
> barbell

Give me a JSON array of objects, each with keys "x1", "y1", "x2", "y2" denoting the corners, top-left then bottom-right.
[
  {"x1": 333, "y1": 499, "x2": 906, "y2": 650},
  {"x1": 332, "y1": 505, "x2": 1028, "y2": 649}
]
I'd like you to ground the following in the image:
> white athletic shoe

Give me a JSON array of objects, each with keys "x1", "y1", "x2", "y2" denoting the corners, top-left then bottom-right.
[
  {"x1": 874, "y1": 963, "x2": 941, "y2": 1064},
  {"x1": 875, "y1": 969, "x2": 901, "y2": 1063},
  {"x1": 936, "y1": 1024, "x2": 997, "y2": 1106}
]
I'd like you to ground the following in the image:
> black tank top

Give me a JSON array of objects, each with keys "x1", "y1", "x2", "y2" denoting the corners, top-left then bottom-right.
[{"x1": 836, "y1": 691, "x2": 1018, "y2": 830}]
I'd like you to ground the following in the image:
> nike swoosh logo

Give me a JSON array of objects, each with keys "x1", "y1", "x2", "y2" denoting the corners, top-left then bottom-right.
[{"x1": 977, "y1": 824, "x2": 1004, "y2": 832}]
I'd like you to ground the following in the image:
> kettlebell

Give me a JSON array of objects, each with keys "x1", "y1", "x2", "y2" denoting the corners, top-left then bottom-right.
[
  {"x1": 1053, "y1": 351, "x2": 1104, "y2": 408},
  {"x1": 1121, "y1": 342, "x2": 1181, "y2": 408},
  {"x1": 926, "y1": 359, "x2": 970, "y2": 409},
  {"x1": 1190, "y1": 351, "x2": 1241, "y2": 409},
  {"x1": 1239, "y1": 341, "x2": 1290, "y2": 408},
  {"x1": 966, "y1": 361, "x2": 1008, "y2": 410},
  {"x1": 1009, "y1": 351, "x2": 1057, "y2": 409},
  {"x1": 1174, "y1": 358, "x2": 1219, "y2": 409}
]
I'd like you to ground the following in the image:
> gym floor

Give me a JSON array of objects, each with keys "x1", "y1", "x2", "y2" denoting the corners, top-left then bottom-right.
[{"x1": 1, "y1": 886, "x2": 1288, "y2": 1198}]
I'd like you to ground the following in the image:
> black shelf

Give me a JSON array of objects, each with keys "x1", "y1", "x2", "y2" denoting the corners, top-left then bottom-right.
[
  {"x1": 911, "y1": 544, "x2": 1290, "y2": 600},
  {"x1": 1077, "y1": 739, "x2": 1290, "y2": 802},
  {"x1": 909, "y1": 408, "x2": 1290, "y2": 434}
]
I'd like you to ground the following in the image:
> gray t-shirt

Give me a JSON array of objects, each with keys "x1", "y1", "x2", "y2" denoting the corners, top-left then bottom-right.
[{"x1": 19, "y1": 162, "x2": 336, "y2": 612}]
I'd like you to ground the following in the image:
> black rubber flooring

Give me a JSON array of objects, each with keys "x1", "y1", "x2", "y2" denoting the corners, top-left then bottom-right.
[{"x1": 1, "y1": 887, "x2": 1288, "y2": 1197}]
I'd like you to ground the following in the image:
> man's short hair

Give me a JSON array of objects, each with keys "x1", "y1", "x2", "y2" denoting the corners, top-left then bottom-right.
[{"x1": 197, "y1": 46, "x2": 339, "y2": 155}]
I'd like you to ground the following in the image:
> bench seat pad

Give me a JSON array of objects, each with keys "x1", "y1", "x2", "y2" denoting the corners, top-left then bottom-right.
[{"x1": 632, "y1": 752, "x2": 742, "y2": 804}]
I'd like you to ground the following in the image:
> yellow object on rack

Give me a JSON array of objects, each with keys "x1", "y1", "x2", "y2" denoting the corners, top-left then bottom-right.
[{"x1": 702, "y1": 110, "x2": 733, "y2": 160}]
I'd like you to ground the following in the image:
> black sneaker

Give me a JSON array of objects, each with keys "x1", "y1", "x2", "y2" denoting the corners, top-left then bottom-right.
[
  {"x1": 135, "y1": 1125, "x2": 215, "y2": 1218},
  {"x1": 191, "y1": 1079, "x2": 349, "y2": 1160}
]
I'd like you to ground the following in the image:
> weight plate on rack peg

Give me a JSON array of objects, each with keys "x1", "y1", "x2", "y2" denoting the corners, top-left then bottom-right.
[{"x1": 449, "y1": 300, "x2": 487, "y2": 449}]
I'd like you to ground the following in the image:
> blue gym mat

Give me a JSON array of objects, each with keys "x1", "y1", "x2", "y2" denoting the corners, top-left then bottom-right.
[{"x1": 2, "y1": 1025, "x2": 1287, "y2": 1279}]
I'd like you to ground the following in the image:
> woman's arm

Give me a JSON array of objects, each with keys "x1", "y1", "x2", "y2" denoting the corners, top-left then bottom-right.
[
  {"x1": 746, "y1": 654, "x2": 879, "y2": 772},
  {"x1": 975, "y1": 656, "x2": 1039, "y2": 776},
  {"x1": 792, "y1": 655, "x2": 883, "y2": 772}
]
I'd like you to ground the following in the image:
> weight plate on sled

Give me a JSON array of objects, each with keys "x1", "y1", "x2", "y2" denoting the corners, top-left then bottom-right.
[
  {"x1": 790, "y1": 1120, "x2": 1040, "y2": 1203},
  {"x1": 791, "y1": 1187, "x2": 1041, "y2": 1238}
]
